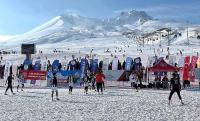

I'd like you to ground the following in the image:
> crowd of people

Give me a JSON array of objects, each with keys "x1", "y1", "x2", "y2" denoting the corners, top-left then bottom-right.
[
  {"x1": 50, "y1": 70, "x2": 106, "y2": 101},
  {"x1": 0, "y1": 53, "x2": 186, "y2": 105}
]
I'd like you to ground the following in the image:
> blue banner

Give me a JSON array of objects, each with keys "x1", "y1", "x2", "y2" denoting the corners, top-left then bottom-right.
[
  {"x1": 47, "y1": 70, "x2": 81, "y2": 87},
  {"x1": 80, "y1": 59, "x2": 88, "y2": 78},
  {"x1": 23, "y1": 59, "x2": 32, "y2": 70},
  {"x1": 30, "y1": 60, "x2": 41, "y2": 84},
  {"x1": 52, "y1": 60, "x2": 60, "y2": 72},
  {"x1": 125, "y1": 57, "x2": 133, "y2": 71},
  {"x1": 92, "y1": 59, "x2": 98, "y2": 73},
  {"x1": 34, "y1": 60, "x2": 41, "y2": 70}
]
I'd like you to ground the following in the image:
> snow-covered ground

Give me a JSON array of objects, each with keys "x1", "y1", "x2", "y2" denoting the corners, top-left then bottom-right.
[{"x1": 0, "y1": 87, "x2": 200, "y2": 121}]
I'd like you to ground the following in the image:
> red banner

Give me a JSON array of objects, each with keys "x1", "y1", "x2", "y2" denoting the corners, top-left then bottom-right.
[
  {"x1": 190, "y1": 56, "x2": 198, "y2": 82},
  {"x1": 22, "y1": 70, "x2": 47, "y2": 80},
  {"x1": 183, "y1": 56, "x2": 190, "y2": 81}
]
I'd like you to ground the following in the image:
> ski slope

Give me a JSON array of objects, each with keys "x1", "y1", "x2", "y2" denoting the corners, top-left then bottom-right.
[{"x1": 0, "y1": 88, "x2": 199, "y2": 121}]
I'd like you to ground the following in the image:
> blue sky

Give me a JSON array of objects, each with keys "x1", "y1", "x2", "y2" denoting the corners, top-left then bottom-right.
[{"x1": 0, "y1": 0, "x2": 200, "y2": 36}]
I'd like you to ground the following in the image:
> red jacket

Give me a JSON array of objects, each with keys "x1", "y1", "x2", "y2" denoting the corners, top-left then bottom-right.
[{"x1": 95, "y1": 74, "x2": 105, "y2": 83}]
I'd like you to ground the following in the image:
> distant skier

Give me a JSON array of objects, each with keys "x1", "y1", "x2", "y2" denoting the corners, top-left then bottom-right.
[
  {"x1": 4, "y1": 73, "x2": 15, "y2": 95},
  {"x1": 168, "y1": 71, "x2": 184, "y2": 105},
  {"x1": 51, "y1": 73, "x2": 59, "y2": 101}
]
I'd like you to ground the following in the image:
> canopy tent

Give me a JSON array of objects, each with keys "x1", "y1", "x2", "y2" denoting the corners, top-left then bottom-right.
[{"x1": 148, "y1": 59, "x2": 179, "y2": 72}]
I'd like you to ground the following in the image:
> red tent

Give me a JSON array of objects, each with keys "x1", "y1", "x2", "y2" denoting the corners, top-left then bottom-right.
[{"x1": 148, "y1": 59, "x2": 179, "y2": 72}]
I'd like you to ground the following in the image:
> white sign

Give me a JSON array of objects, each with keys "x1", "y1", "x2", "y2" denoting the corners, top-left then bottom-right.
[
  {"x1": 4, "y1": 61, "x2": 11, "y2": 80},
  {"x1": 102, "y1": 58, "x2": 109, "y2": 70},
  {"x1": 112, "y1": 58, "x2": 119, "y2": 70}
]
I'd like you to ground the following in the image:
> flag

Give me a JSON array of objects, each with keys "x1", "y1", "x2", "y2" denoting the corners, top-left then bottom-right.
[
  {"x1": 80, "y1": 58, "x2": 88, "y2": 78},
  {"x1": 125, "y1": 57, "x2": 133, "y2": 71},
  {"x1": 190, "y1": 56, "x2": 198, "y2": 82},
  {"x1": 112, "y1": 58, "x2": 119, "y2": 70},
  {"x1": 102, "y1": 58, "x2": 109, "y2": 70},
  {"x1": 91, "y1": 59, "x2": 98, "y2": 73},
  {"x1": 178, "y1": 57, "x2": 185, "y2": 68},
  {"x1": 4, "y1": 61, "x2": 11, "y2": 80},
  {"x1": 183, "y1": 56, "x2": 190, "y2": 81}
]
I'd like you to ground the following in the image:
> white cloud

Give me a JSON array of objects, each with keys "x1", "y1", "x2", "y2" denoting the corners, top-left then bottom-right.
[{"x1": 0, "y1": 35, "x2": 14, "y2": 42}]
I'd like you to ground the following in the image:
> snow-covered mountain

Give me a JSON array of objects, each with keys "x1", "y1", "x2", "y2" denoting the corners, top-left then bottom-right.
[
  {"x1": 108, "y1": 10, "x2": 153, "y2": 26},
  {"x1": 1, "y1": 10, "x2": 200, "y2": 50}
]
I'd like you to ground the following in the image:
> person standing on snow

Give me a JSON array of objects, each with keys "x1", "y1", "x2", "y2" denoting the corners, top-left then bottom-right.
[
  {"x1": 83, "y1": 76, "x2": 89, "y2": 94},
  {"x1": 129, "y1": 72, "x2": 135, "y2": 88},
  {"x1": 68, "y1": 73, "x2": 74, "y2": 95},
  {"x1": 17, "y1": 73, "x2": 25, "y2": 92},
  {"x1": 168, "y1": 71, "x2": 184, "y2": 105},
  {"x1": 129, "y1": 72, "x2": 139, "y2": 92},
  {"x1": 95, "y1": 70, "x2": 105, "y2": 94},
  {"x1": 90, "y1": 72, "x2": 96, "y2": 90},
  {"x1": 5, "y1": 73, "x2": 15, "y2": 95},
  {"x1": 162, "y1": 74, "x2": 169, "y2": 89},
  {"x1": 51, "y1": 73, "x2": 59, "y2": 101}
]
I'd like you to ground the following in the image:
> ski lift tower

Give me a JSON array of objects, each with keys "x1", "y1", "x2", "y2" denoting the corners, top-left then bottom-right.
[
  {"x1": 167, "y1": 28, "x2": 171, "y2": 46},
  {"x1": 186, "y1": 21, "x2": 190, "y2": 45}
]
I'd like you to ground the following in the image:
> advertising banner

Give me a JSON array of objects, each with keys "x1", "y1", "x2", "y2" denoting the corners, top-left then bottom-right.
[
  {"x1": 91, "y1": 59, "x2": 98, "y2": 73},
  {"x1": 178, "y1": 57, "x2": 185, "y2": 68},
  {"x1": 52, "y1": 60, "x2": 60, "y2": 72},
  {"x1": 80, "y1": 59, "x2": 88, "y2": 78},
  {"x1": 47, "y1": 70, "x2": 81, "y2": 87},
  {"x1": 22, "y1": 70, "x2": 47, "y2": 80},
  {"x1": 112, "y1": 58, "x2": 119, "y2": 70},
  {"x1": 190, "y1": 56, "x2": 198, "y2": 82},
  {"x1": 4, "y1": 61, "x2": 11, "y2": 80},
  {"x1": 183, "y1": 56, "x2": 190, "y2": 81},
  {"x1": 103, "y1": 70, "x2": 126, "y2": 81},
  {"x1": 102, "y1": 58, "x2": 109, "y2": 70},
  {"x1": 34, "y1": 60, "x2": 41, "y2": 70},
  {"x1": 31, "y1": 59, "x2": 42, "y2": 84},
  {"x1": 42, "y1": 61, "x2": 47, "y2": 71},
  {"x1": 23, "y1": 59, "x2": 32, "y2": 70},
  {"x1": 125, "y1": 57, "x2": 133, "y2": 71}
]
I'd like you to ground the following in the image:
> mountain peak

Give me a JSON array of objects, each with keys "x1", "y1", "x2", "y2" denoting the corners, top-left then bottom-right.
[
  {"x1": 120, "y1": 10, "x2": 153, "y2": 20},
  {"x1": 60, "y1": 13, "x2": 82, "y2": 19},
  {"x1": 110, "y1": 10, "x2": 153, "y2": 26}
]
